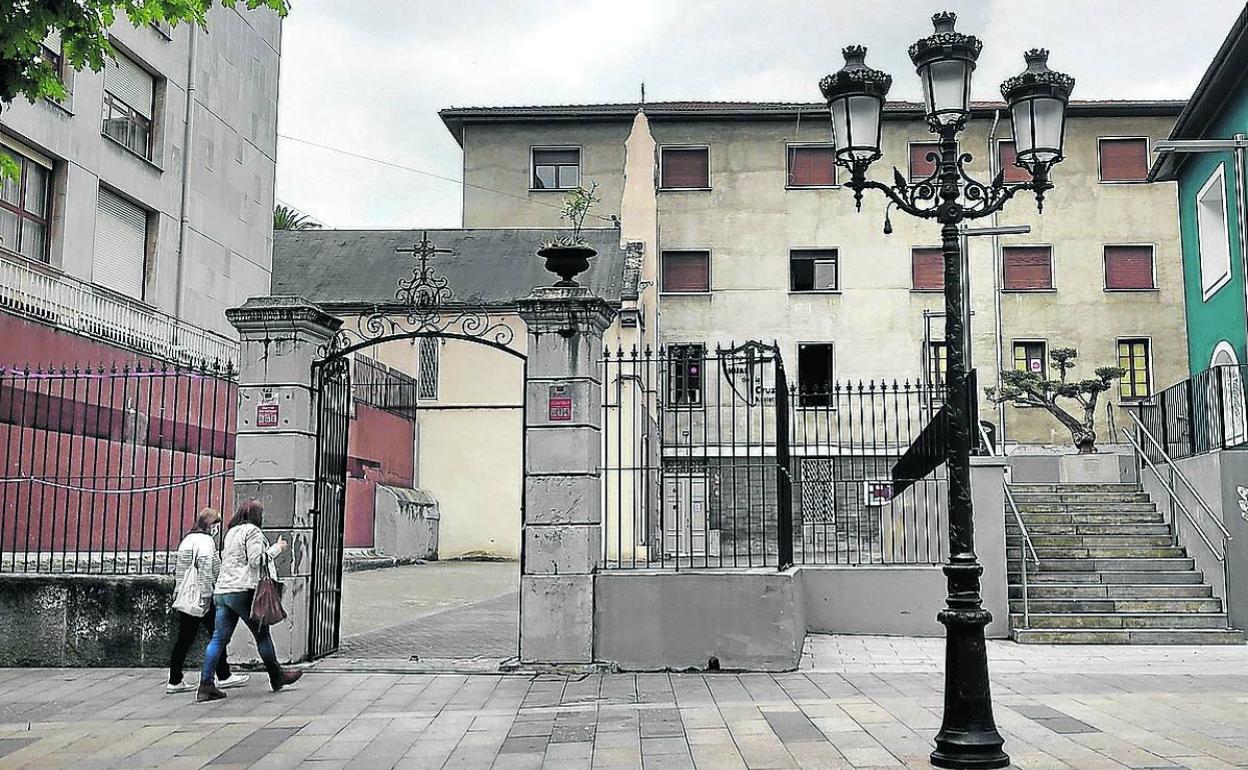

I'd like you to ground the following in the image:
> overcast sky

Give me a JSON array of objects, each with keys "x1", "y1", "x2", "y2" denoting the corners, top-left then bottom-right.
[{"x1": 274, "y1": 0, "x2": 1245, "y2": 229}]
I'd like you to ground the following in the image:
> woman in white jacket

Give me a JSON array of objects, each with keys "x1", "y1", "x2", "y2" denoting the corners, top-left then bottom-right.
[
  {"x1": 166, "y1": 508, "x2": 249, "y2": 694},
  {"x1": 196, "y1": 500, "x2": 300, "y2": 702}
]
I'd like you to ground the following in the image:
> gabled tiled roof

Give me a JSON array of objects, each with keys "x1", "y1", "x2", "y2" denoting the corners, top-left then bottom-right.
[{"x1": 439, "y1": 99, "x2": 1186, "y2": 145}]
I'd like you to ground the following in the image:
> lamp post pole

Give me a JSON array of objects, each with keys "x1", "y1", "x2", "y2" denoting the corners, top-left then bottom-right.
[{"x1": 818, "y1": 12, "x2": 1074, "y2": 769}]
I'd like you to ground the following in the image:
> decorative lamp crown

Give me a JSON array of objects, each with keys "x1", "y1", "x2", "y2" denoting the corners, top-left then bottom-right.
[
  {"x1": 819, "y1": 45, "x2": 893, "y2": 104},
  {"x1": 999, "y1": 49, "x2": 1075, "y2": 104},
  {"x1": 907, "y1": 12, "x2": 982, "y2": 69}
]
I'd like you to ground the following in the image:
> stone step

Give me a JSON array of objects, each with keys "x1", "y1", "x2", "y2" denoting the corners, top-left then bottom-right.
[
  {"x1": 1007, "y1": 534, "x2": 1177, "y2": 547},
  {"x1": 1008, "y1": 598, "x2": 1224, "y2": 614},
  {"x1": 1016, "y1": 502, "x2": 1158, "y2": 513},
  {"x1": 1008, "y1": 583, "x2": 1214, "y2": 600},
  {"x1": 1032, "y1": 557, "x2": 1196, "y2": 572},
  {"x1": 1010, "y1": 570, "x2": 1205, "y2": 585},
  {"x1": 1008, "y1": 546, "x2": 1188, "y2": 559},
  {"x1": 1010, "y1": 492, "x2": 1152, "y2": 504},
  {"x1": 1008, "y1": 483, "x2": 1140, "y2": 493},
  {"x1": 1011, "y1": 628, "x2": 1244, "y2": 644},
  {"x1": 1011, "y1": 612, "x2": 1230, "y2": 629},
  {"x1": 1018, "y1": 513, "x2": 1165, "y2": 525},
  {"x1": 1006, "y1": 523, "x2": 1172, "y2": 536}
]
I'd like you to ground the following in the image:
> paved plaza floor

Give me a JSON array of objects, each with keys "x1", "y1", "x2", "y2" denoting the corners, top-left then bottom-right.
[{"x1": 3, "y1": 635, "x2": 1248, "y2": 769}]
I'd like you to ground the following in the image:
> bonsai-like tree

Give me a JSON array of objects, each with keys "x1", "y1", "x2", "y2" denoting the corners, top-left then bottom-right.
[
  {"x1": 273, "y1": 204, "x2": 320, "y2": 231},
  {"x1": 544, "y1": 183, "x2": 600, "y2": 247},
  {"x1": 985, "y1": 347, "x2": 1126, "y2": 453}
]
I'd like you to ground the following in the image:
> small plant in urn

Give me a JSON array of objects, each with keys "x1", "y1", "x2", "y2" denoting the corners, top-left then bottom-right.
[{"x1": 538, "y1": 182, "x2": 600, "y2": 286}]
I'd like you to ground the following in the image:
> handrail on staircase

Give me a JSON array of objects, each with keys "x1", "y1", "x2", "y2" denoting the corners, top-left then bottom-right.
[
  {"x1": 1003, "y1": 482, "x2": 1038, "y2": 629},
  {"x1": 1123, "y1": 411, "x2": 1231, "y2": 549},
  {"x1": 1119, "y1": 426, "x2": 1224, "y2": 561}
]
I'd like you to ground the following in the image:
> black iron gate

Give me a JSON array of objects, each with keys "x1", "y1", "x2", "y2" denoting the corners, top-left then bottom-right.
[{"x1": 309, "y1": 355, "x2": 351, "y2": 659}]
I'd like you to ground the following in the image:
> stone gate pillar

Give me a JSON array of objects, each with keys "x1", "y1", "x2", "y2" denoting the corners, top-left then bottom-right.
[
  {"x1": 226, "y1": 295, "x2": 342, "y2": 663},
  {"x1": 516, "y1": 285, "x2": 615, "y2": 664}
]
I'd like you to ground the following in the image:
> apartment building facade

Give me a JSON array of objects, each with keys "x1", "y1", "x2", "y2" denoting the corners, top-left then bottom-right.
[
  {"x1": 0, "y1": 6, "x2": 282, "y2": 365},
  {"x1": 441, "y1": 99, "x2": 1186, "y2": 447}
]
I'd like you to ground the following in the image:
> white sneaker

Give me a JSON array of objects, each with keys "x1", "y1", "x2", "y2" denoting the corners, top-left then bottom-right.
[
  {"x1": 218, "y1": 673, "x2": 250, "y2": 689},
  {"x1": 166, "y1": 681, "x2": 197, "y2": 694}
]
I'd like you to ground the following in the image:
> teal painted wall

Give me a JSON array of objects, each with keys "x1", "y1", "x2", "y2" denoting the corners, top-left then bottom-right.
[{"x1": 1179, "y1": 74, "x2": 1248, "y2": 374}]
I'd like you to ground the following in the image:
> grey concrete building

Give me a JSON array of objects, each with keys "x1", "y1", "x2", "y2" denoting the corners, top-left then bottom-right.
[
  {"x1": 0, "y1": 6, "x2": 281, "y2": 363},
  {"x1": 440, "y1": 100, "x2": 1187, "y2": 447}
]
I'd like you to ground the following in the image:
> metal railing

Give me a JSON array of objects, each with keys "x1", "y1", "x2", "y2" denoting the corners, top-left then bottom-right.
[
  {"x1": 0, "y1": 361, "x2": 237, "y2": 574},
  {"x1": 1130, "y1": 364, "x2": 1248, "y2": 460},
  {"x1": 1003, "y1": 482, "x2": 1038, "y2": 629},
  {"x1": 0, "y1": 251, "x2": 239, "y2": 367}
]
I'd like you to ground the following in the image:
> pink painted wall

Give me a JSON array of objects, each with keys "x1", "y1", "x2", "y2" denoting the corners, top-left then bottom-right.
[{"x1": 343, "y1": 404, "x2": 415, "y2": 549}]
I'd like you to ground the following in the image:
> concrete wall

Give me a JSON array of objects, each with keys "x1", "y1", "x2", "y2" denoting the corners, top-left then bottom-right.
[
  {"x1": 0, "y1": 5, "x2": 281, "y2": 336},
  {"x1": 373, "y1": 485, "x2": 438, "y2": 561},
  {"x1": 1006, "y1": 449, "x2": 1137, "y2": 483},
  {"x1": 0, "y1": 574, "x2": 177, "y2": 666},
  {"x1": 457, "y1": 109, "x2": 1185, "y2": 446},
  {"x1": 802, "y1": 566, "x2": 947, "y2": 636},
  {"x1": 594, "y1": 569, "x2": 806, "y2": 672}
]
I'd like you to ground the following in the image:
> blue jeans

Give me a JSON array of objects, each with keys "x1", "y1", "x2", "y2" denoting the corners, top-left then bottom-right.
[{"x1": 201, "y1": 590, "x2": 280, "y2": 686}]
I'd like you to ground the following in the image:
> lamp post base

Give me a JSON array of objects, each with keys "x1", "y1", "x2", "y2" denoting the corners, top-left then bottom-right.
[{"x1": 930, "y1": 599, "x2": 1009, "y2": 770}]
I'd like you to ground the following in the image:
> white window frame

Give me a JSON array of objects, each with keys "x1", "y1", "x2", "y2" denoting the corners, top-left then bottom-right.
[
  {"x1": 784, "y1": 142, "x2": 839, "y2": 189},
  {"x1": 1116, "y1": 336, "x2": 1154, "y2": 403},
  {"x1": 789, "y1": 248, "x2": 840, "y2": 293},
  {"x1": 1097, "y1": 136, "x2": 1151, "y2": 184},
  {"x1": 529, "y1": 145, "x2": 582, "y2": 192},
  {"x1": 660, "y1": 248, "x2": 712, "y2": 295},
  {"x1": 1197, "y1": 163, "x2": 1233, "y2": 301},
  {"x1": 1102, "y1": 242, "x2": 1157, "y2": 292},
  {"x1": 658, "y1": 145, "x2": 711, "y2": 191}
]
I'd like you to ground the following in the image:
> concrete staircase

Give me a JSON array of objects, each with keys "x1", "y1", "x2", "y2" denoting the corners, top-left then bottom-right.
[{"x1": 1006, "y1": 482, "x2": 1243, "y2": 644}]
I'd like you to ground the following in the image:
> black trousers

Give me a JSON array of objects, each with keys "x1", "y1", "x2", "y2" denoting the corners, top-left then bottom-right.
[{"x1": 169, "y1": 606, "x2": 232, "y2": 685}]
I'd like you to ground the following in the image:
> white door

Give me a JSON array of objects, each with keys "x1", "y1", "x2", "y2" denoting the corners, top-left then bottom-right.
[{"x1": 663, "y1": 475, "x2": 707, "y2": 557}]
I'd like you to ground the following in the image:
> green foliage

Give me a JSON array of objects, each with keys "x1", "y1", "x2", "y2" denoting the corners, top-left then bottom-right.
[
  {"x1": 0, "y1": 150, "x2": 17, "y2": 184},
  {"x1": 1, "y1": 0, "x2": 290, "y2": 106},
  {"x1": 542, "y1": 183, "x2": 600, "y2": 248},
  {"x1": 985, "y1": 346, "x2": 1126, "y2": 452},
  {"x1": 273, "y1": 204, "x2": 320, "y2": 231}
]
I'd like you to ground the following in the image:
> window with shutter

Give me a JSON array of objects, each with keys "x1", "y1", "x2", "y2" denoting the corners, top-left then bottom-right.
[
  {"x1": 0, "y1": 141, "x2": 52, "y2": 263},
  {"x1": 93, "y1": 187, "x2": 148, "y2": 299},
  {"x1": 661, "y1": 251, "x2": 710, "y2": 293},
  {"x1": 1098, "y1": 138, "x2": 1149, "y2": 182},
  {"x1": 787, "y1": 145, "x2": 836, "y2": 187},
  {"x1": 911, "y1": 247, "x2": 944, "y2": 291},
  {"x1": 790, "y1": 249, "x2": 838, "y2": 292},
  {"x1": 909, "y1": 142, "x2": 938, "y2": 182},
  {"x1": 1104, "y1": 245, "x2": 1155, "y2": 290},
  {"x1": 660, "y1": 147, "x2": 709, "y2": 189},
  {"x1": 1003, "y1": 246, "x2": 1053, "y2": 290},
  {"x1": 102, "y1": 51, "x2": 154, "y2": 159},
  {"x1": 996, "y1": 140, "x2": 1030, "y2": 184},
  {"x1": 531, "y1": 147, "x2": 580, "y2": 190}
]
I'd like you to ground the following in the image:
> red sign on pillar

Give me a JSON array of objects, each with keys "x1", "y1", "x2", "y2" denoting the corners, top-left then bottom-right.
[{"x1": 548, "y1": 384, "x2": 572, "y2": 421}]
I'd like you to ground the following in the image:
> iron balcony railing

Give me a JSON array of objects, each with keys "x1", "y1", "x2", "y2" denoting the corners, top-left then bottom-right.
[
  {"x1": 0, "y1": 251, "x2": 239, "y2": 367},
  {"x1": 1129, "y1": 364, "x2": 1248, "y2": 461}
]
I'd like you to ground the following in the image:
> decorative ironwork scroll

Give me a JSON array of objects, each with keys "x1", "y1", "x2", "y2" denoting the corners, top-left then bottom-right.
[{"x1": 318, "y1": 231, "x2": 517, "y2": 360}]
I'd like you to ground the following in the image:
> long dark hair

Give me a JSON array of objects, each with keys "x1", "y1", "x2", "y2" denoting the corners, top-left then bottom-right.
[{"x1": 230, "y1": 499, "x2": 265, "y2": 529}]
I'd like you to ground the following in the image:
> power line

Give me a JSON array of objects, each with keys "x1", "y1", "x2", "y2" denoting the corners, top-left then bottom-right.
[{"x1": 278, "y1": 134, "x2": 616, "y2": 222}]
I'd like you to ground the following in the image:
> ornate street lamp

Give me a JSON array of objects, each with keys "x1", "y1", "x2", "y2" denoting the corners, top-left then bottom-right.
[{"x1": 819, "y1": 12, "x2": 1073, "y2": 770}]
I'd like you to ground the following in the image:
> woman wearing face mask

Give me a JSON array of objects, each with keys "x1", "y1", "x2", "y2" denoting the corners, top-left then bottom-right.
[{"x1": 166, "y1": 507, "x2": 250, "y2": 694}]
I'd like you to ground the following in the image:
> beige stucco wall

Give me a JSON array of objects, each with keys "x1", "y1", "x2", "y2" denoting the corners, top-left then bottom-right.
[{"x1": 456, "y1": 109, "x2": 1183, "y2": 447}]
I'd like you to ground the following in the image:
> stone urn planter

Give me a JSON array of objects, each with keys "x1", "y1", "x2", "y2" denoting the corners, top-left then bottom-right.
[{"x1": 538, "y1": 243, "x2": 597, "y2": 286}]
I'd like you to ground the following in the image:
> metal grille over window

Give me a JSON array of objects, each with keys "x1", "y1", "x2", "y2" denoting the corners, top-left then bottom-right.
[
  {"x1": 418, "y1": 337, "x2": 439, "y2": 400},
  {"x1": 0, "y1": 145, "x2": 51, "y2": 262},
  {"x1": 531, "y1": 148, "x2": 580, "y2": 190},
  {"x1": 92, "y1": 188, "x2": 147, "y2": 298},
  {"x1": 799, "y1": 459, "x2": 836, "y2": 524},
  {"x1": 102, "y1": 51, "x2": 154, "y2": 158}
]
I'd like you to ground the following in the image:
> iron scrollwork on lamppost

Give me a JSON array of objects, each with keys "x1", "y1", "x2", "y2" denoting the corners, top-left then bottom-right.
[
  {"x1": 318, "y1": 231, "x2": 517, "y2": 361},
  {"x1": 819, "y1": 12, "x2": 1074, "y2": 770}
]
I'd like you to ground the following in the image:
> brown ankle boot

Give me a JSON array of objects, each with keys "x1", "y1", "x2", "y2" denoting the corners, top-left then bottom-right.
[
  {"x1": 270, "y1": 668, "x2": 303, "y2": 692},
  {"x1": 196, "y1": 683, "x2": 227, "y2": 702}
]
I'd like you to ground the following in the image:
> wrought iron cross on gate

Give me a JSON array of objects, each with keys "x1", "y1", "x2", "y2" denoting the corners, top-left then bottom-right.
[{"x1": 394, "y1": 231, "x2": 455, "y2": 328}]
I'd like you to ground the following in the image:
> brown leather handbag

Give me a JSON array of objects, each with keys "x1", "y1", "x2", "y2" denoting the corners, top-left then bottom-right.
[{"x1": 250, "y1": 553, "x2": 287, "y2": 626}]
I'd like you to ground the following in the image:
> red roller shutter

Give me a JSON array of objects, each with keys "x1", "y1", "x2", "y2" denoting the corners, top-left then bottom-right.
[
  {"x1": 997, "y1": 141, "x2": 1030, "y2": 184},
  {"x1": 662, "y1": 251, "x2": 709, "y2": 292},
  {"x1": 1099, "y1": 138, "x2": 1148, "y2": 182},
  {"x1": 661, "y1": 148, "x2": 709, "y2": 189},
  {"x1": 1104, "y1": 245, "x2": 1154, "y2": 289},
  {"x1": 912, "y1": 248, "x2": 944, "y2": 291},
  {"x1": 1003, "y1": 246, "x2": 1053, "y2": 290},
  {"x1": 909, "y1": 142, "x2": 938, "y2": 181},
  {"x1": 788, "y1": 146, "x2": 836, "y2": 186}
]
